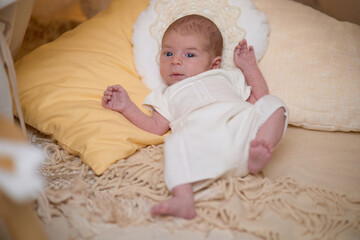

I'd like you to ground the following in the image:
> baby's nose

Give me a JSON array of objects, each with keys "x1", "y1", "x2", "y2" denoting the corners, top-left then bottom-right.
[{"x1": 171, "y1": 55, "x2": 182, "y2": 65}]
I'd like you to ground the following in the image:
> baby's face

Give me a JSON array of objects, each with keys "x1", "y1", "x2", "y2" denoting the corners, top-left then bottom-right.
[{"x1": 160, "y1": 30, "x2": 219, "y2": 86}]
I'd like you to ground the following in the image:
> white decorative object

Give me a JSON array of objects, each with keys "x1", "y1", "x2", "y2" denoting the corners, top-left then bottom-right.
[{"x1": 0, "y1": 140, "x2": 44, "y2": 202}]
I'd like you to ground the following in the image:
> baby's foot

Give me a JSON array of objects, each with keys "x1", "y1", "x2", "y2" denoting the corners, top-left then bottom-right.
[
  {"x1": 150, "y1": 194, "x2": 196, "y2": 220},
  {"x1": 248, "y1": 139, "x2": 273, "y2": 174}
]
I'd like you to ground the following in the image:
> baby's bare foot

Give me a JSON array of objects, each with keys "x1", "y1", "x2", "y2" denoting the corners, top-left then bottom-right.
[
  {"x1": 150, "y1": 196, "x2": 196, "y2": 220},
  {"x1": 248, "y1": 139, "x2": 273, "y2": 174}
]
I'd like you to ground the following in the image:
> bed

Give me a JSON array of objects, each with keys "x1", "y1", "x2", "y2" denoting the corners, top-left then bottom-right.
[{"x1": 1, "y1": 0, "x2": 360, "y2": 239}]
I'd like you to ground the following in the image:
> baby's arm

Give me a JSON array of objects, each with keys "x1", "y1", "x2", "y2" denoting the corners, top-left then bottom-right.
[
  {"x1": 234, "y1": 39, "x2": 269, "y2": 104},
  {"x1": 102, "y1": 85, "x2": 170, "y2": 135}
]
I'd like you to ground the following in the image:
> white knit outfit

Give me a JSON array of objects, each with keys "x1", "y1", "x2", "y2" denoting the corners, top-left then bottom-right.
[{"x1": 143, "y1": 69, "x2": 288, "y2": 191}]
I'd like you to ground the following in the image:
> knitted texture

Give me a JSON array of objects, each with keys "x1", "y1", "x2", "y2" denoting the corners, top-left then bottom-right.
[{"x1": 29, "y1": 127, "x2": 360, "y2": 240}]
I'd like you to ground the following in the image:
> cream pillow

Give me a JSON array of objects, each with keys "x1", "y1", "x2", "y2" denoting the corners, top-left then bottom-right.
[
  {"x1": 256, "y1": 0, "x2": 360, "y2": 132},
  {"x1": 15, "y1": 0, "x2": 164, "y2": 175},
  {"x1": 132, "y1": 0, "x2": 270, "y2": 90}
]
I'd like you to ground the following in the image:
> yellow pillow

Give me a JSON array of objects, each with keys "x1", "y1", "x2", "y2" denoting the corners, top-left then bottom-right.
[
  {"x1": 16, "y1": 0, "x2": 163, "y2": 175},
  {"x1": 256, "y1": 0, "x2": 360, "y2": 132}
]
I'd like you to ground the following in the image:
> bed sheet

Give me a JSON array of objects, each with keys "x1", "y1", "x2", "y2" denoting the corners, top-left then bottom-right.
[
  {"x1": 265, "y1": 127, "x2": 360, "y2": 198},
  {"x1": 28, "y1": 126, "x2": 360, "y2": 240}
]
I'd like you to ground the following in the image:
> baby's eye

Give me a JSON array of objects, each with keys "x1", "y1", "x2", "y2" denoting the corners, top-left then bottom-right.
[
  {"x1": 186, "y1": 53, "x2": 195, "y2": 58},
  {"x1": 165, "y1": 52, "x2": 173, "y2": 57}
]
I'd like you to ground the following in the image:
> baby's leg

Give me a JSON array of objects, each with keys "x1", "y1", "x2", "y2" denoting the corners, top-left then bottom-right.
[
  {"x1": 248, "y1": 107, "x2": 286, "y2": 173},
  {"x1": 150, "y1": 183, "x2": 196, "y2": 220}
]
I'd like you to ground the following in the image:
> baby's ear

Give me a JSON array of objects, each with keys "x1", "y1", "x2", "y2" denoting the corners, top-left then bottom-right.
[{"x1": 211, "y1": 56, "x2": 222, "y2": 69}]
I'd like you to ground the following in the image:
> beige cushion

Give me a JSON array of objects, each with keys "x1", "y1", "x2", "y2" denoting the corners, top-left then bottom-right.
[{"x1": 256, "y1": 0, "x2": 360, "y2": 132}]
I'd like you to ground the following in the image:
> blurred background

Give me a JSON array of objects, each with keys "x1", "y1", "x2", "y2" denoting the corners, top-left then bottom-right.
[
  {"x1": 17, "y1": 0, "x2": 360, "y2": 61},
  {"x1": 16, "y1": 0, "x2": 112, "y2": 60}
]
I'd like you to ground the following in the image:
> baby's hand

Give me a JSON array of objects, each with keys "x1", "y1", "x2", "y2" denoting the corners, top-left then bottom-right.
[
  {"x1": 234, "y1": 39, "x2": 257, "y2": 72},
  {"x1": 102, "y1": 85, "x2": 131, "y2": 113}
]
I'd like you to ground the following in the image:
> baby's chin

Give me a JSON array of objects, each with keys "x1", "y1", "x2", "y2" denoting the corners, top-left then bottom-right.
[{"x1": 166, "y1": 74, "x2": 187, "y2": 85}]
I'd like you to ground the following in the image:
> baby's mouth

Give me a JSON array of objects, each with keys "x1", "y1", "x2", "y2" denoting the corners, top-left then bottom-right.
[{"x1": 170, "y1": 73, "x2": 185, "y2": 80}]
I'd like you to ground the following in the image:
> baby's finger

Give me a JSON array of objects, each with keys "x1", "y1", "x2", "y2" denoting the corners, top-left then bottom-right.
[
  {"x1": 235, "y1": 39, "x2": 244, "y2": 50},
  {"x1": 240, "y1": 39, "x2": 248, "y2": 52},
  {"x1": 102, "y1": 96, "x2": 108, "y2": 106},
  {"x1": 103, "y1": 90, "x2": 112, "y2": 96},
  {"x1": 112, "y1": 84, "x2": 124, "y2": 91}
]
